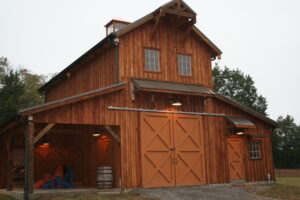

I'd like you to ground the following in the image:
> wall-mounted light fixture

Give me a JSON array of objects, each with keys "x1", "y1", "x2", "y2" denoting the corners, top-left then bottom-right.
[
  {"x1": 236, "y1": 131, "x2": 244, "y2": 136},
  {"x1": 170, "y1": 95, "x2": 182, "y2": 107},
  {"x1": 42, "y1": 138, "x2": 50, "y2": 146},
  {"x1": 172, "y1": 101, "x2": 182, "y2": 107},
  {"x1": 92, "y1": 126, "x2": 104, "y2": 137}
]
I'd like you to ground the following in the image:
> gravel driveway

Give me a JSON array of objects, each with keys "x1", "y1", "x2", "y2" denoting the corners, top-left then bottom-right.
[{"x1": 138, "y1": 185, "x2": 280, "y2": 200}]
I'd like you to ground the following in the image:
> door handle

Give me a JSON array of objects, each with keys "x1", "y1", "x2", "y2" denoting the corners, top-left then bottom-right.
[{"x1": 169, "y1": 148, "x2": 176, "y2": 151}]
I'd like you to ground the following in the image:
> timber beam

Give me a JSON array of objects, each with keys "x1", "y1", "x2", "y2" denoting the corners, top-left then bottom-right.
[
  {"x1": 104, "y1": 126, "x2": 120, "y2": 144},
  {"x1": 164, "y1": 8, "x2": 196, "y2": 19},
  {"x1": 151, "y1": 9, "x2": 165, "y2": 39},
  {"x1": 33, "y1": 123, "x2": 55, "y2": 144}
]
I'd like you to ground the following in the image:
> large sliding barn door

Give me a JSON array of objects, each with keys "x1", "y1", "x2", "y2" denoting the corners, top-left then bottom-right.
[
  {"x1": 173, "y1": 115, "x2": 206, "y2": 186},
  {"x1": 227, "y1": 137, "x2": 245, "y2": 181},
  {"x1": 140, "y1": 113, "x2": 175, "y2": 188},
  {"x1": 140, "y1": 112, "x2": 206, "y2": 188}
]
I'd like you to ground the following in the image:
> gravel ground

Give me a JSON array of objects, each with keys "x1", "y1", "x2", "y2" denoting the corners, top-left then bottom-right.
[{"x1": 138, "y1": 185, "x2": 281, "y2": 200}]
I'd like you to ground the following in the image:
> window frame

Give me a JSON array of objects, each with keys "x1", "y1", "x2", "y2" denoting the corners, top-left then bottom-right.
[
  {"x1": 248, "y1": 140, "x2": 262, "y2": 160},
  {"x1": 143, "y1": 47, "x2": 161, "y2": 73},
  {"x1": 176, "y1": 53, "x2": 192, "y2": 77}
]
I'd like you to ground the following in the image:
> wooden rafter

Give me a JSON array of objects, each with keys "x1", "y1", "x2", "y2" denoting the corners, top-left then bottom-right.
[
  {"x1": 104, "y1": 125, "x2": 120, "y2": 144},
  {"x1": 181, "y1": 20, "x2": 196, "y2": 43},
  {"x1": 33, "y1": 123, "x2": 55, "y2": 144},
  {"x1": 151, "y1": 10, "x2": 164, "y2": 39}
]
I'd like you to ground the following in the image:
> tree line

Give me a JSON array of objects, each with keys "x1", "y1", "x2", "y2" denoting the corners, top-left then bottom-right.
[{"x1": 0, "y1": 57, "x2": 299, "y2": 168}]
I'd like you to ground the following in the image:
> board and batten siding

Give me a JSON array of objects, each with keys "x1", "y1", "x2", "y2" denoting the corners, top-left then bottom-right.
[
  {"x1": 207, "y1": 98, "x2": 275, "y2": 182},
  {"x1": 45, "y1": 47, "x2": 116, "y2": 102},
  {"x1": 119, "y1": 20, "x2": 214, "y2": 89}
]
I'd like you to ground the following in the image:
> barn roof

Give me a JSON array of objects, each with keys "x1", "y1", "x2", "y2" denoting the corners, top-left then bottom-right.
[
  {"x1": 39, "y1": 0, "x2": 222, "y2": 92},
  {"x1": 132, "y1": 78, "x2": 215, "y2": 95},
  {"x1": 216, "y1": 94, "x2": 278, "y2": 127},
  {"x1": 225, "y1": 116, "x2": 256, "y2": 129}
]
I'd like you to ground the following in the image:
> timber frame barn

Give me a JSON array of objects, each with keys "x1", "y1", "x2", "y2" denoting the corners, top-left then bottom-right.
[{"x1": 0, "y1": 0, "x2": 277, "y2": 192}]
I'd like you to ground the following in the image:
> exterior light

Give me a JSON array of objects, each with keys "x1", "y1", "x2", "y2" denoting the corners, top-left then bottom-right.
[
  {"x1": 236, "y1": 131, "x2": 244, "y2": 135},
  {"x1": 93, "y1": 133, "x2": 101, "y2": 137},
  {"x1": 172, "y1": 101, "x2": 182, "y2": 107},
  {"x1": 42, "y1": 138, "x2": 50, "y2": 146}
]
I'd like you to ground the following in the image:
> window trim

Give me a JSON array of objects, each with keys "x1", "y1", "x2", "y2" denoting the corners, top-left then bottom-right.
[
  {"x1": 143, "y1": 47, "x2": 161, "y2": 73},
  {"x1": 176, "y1": 53, "x2": 193, "y2": 77},
  {"x1": 248, "y1": 140, "x2": 262, "y2": 160}
]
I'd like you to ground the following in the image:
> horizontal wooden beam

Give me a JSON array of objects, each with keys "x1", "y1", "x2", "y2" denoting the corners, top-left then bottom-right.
[
  {"x1": 20, "y1": 82, "x2": 126, "y2": 116},
  {"x1": 33, "y1": 123, "x2": 55, "y2": 144},
  {"x1": 164, "y1": 8, "x2": 195, "y2": 19},
  {"x1": 104, "y1": 125, "x2": 120, "y2": 144}
]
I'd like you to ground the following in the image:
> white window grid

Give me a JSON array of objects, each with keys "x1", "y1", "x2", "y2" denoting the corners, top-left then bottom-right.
[
  {"x1": 249, "y1": 141, "x2": 261, "y2": 159},
  {"x1": 145, "y1": 49, "x2": 160, "y2": 71},
  {"x1": 177, "y1": 54, "x2": 191, "y2": 75}
]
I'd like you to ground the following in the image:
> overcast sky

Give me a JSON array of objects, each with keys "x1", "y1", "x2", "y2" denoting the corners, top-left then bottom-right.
[{"x1": 1, "y1": 0, "x2": 299, "y2": 123}]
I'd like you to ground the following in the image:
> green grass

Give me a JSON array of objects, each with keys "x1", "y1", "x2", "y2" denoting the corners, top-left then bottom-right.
[
  {"x1": 276, "y1": 177, "x2": 300, "y2": 187},
  {"x1": 0, "y1": 194, "x2": 16, "y2": 200},
  {"x1": 256, "y1": 177, "x2": 300, "y2": 200}
]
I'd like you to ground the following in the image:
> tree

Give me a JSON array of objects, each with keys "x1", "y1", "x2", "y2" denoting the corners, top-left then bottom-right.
[
  {"x1": 0, "y1": 68, "x2": 24, "y2": 125},
  {"x1": 0, "y1": 57, "x2": 46, "y2": 126},
  {"x1": 213, "y1": 63, "x2": 268, "y2": 115},
  {"x1": 272, "y1": 115, "x2": 300, "y2": 168}
]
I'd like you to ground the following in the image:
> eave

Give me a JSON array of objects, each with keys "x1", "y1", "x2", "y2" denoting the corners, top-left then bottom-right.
[{"x1": 21, "y1": 82, "x2": 126, "y2": 116}]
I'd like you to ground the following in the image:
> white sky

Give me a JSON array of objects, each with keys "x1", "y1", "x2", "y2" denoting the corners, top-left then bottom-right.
[{"x1": 1, "y1": 0, "x2": 300, "y2": 123}]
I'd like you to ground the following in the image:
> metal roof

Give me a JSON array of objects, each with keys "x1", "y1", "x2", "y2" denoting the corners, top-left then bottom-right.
[
  {"x1": 216, "y1": 94, "x2": 278, "y2": 127},
  {"x1": 225, "y1": 116, "x2": 255, "y2": 128},
  {"x1": 132, "y1": 78, "x2": 215, "y2": 95}
]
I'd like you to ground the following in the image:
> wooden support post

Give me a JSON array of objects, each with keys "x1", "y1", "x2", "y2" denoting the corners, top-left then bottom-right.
[
  {"x1": 28, "y1": 121, "x2": 34, "y2": 193},
  {"x1": 6, "y1": 134, "x2": 13, "y2": 191},
  {"x1": 33, "y1": 123, "x2": 55, "y2": 144},
  {"x1": 176, "y1": 0, "x2": 181, "y2": 10},
  {"x1": 104, "y1": 126, "x2": 120, "y2": 144},
  {"x1": 25, "y1": 117, "x2": 34, "y2": 198}
]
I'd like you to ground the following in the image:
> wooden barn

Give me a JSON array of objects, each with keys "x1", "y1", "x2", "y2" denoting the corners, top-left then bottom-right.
[{"x1": 0, "y1": 0, "x2": 277, "y2": 193}]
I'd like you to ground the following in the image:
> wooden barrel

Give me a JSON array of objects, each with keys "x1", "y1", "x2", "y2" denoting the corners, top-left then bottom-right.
[{"x1": 96, "y1": 166, "x2": 113, "y2": 189}]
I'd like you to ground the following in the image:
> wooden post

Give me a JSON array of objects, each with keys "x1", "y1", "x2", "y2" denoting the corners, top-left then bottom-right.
[
  {"x1": 24, "y1": 116, "x2": 34, "y2": 200},
  {"x1": 6, "y1": 134, "x2": 13, "y2": 191},
  {"x1": 28, "y1": 120, "x2": 34, "y2": 193}
]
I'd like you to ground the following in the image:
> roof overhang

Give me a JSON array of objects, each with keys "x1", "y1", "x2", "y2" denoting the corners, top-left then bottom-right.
[
  {"x1": 215, "y1": 94, "x2": 278, "y2": 128},
  {"x1": 132, "y1": 78, "x2": 215, "y2": 96},
  {"x1": 21, "y1": 82, "x2": 126, "y2": 116},
  {"x1": 225, "y1": 116, "x2": 256, "y2": 129}
]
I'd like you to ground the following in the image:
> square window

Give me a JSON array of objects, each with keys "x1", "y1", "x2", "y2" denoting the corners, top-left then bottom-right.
[
  {"x1": 177, "y1": 54, "x2": 191, "y2": 75},
  {"x1": 145, "y1": 49, "x2": 160, "y2": 71},
  {"x1": 248, "y1": 141, "x2": 262, "y2": 159}
]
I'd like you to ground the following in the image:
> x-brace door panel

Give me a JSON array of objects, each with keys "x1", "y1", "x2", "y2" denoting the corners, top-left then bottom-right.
[{"x1": 141, "y1": 112, "x2": 175, "y2": 188}]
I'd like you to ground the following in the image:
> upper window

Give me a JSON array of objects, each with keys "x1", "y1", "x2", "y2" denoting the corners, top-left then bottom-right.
[
  {"x1": 248, "y1": 141, "x2": 262, "y2": 159},
  {"x1": 145, "y1": 49, "x2": 160, "y2": 72},
  {"x1": 177, "y1": 54, "x2": 191, "y2": 75}
]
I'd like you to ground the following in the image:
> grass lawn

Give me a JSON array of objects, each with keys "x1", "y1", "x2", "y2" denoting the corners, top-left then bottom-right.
[
  {"x1": 0, "y1": 194, "x2": 16, "y2": 200},
  {"x1": 276, "y1": 177, "x2": 300, "y2": 187},
  {"x1": 0, "y1": 191, "x2": 154, "y2": 200},
  {"x1": 257, "y1": 177, "x2": 300, "y2": 200}
]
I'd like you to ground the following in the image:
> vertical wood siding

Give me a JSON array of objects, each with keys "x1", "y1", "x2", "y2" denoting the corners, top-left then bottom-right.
[
  {"x1": 119, "y1": 20, "x2": 213, "y2": 89},
  {"x1": 45, "y1": 47, "x2": 116, "y2": 102}
]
